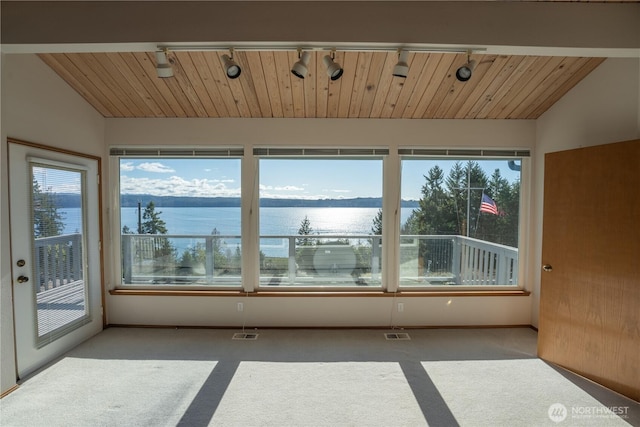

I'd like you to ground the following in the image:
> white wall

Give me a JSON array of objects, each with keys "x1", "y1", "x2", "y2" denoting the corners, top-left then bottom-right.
[
  {"x1": 105, "y1": 117, "x2": 535, "y2": 328},
  {"x1": 530, "y1": 58, "x2": 640, "y2": 327},
  {"x1": 0, "y1": 54, "x2": 105, "y2": 395}
]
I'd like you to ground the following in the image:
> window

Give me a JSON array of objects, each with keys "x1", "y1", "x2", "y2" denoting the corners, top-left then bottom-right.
[
  {"x1": 112, "y1": 148, "x2": 527, "y2": 292},
  {"x1": 117, "y1": 155, "x2": 242, "y2": 287},
  {"x1": 399, "y1": 156, "x2": 523, "y2": 287},
  {"x1": 258, "y1": 157, "x2": 384, "y2": 288}
]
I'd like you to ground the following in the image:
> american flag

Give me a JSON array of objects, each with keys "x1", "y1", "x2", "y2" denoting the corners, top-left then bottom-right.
[{"x1": 479, "y1": 194, "x2": 499, "y2": 215}]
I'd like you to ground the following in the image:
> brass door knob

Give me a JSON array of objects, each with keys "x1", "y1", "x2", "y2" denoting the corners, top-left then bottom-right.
[
  {"x1": 17, "y1": 275, "x2": 29, "y2": 283},
  {"x1": 542, "y1": 264, "x2": 553, "y2": 272}
]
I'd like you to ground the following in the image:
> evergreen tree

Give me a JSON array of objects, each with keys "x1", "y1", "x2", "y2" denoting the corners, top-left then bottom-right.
[
  {"x1": 371, "y1": 209, "x2": 382, "y2": 235},
  {"x1": 296, "y1": 215, "x2": 316, "y2": 273},
  {"x1": 297, "y1": 215, "x2": 314, "y2": 246},
  {"x1": 141, "y1": 201, "x2": 168, "y2": 234},
  {"x1": 32, "y1": 178, "x2": 65, "y2": 238},
  {"x1": 403, "y1": 165, "x2": 458, "y2": 236},
  {"x1": 402, "y1": 161, "x2": 519, "y2": 248},
  {"x1": 445, "y1": 161, "x2": 488, "y2": 237},
  {"x1": 476, "y1": 169, "x2": 520, "y2": 246},
  {"x1": 210, "y1": 227, "x2": 230, "y2": 272},
  {"x1": 139, "y1": 201, "x2": 173, "y2": 260}
]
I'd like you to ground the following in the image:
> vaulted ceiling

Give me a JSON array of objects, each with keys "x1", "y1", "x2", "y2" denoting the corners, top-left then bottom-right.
[{"x1": 39, "y1": 51, "x2": 604, "y2": 120}]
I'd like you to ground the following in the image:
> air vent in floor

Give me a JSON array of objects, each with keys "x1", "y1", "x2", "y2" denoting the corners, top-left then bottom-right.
[
  {"x1": 232, "y1": 332, "x2": 259, "y2": 340},
  {"x1": 384, "y1": 332, "x2": 411, "y2": 340}
]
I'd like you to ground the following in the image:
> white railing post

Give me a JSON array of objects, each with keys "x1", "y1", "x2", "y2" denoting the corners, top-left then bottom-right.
[
  {"x1": 451, "y1": 237, "x2": 461, "y2": 285},
  {"x1": 371, "y1": 236, "x2": 381, "y2": 281},
  {"x1": 205, "y1": 235, "x2": 214, "y2": 284},
  {"x1": 288, "y1": 236, "x2": 296, "y2": 284},
  {"x1": 122, "y1": 234, "x2": 132, "y2": 284}
]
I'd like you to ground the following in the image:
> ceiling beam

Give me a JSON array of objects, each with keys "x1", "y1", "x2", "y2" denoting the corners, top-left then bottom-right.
[{"x1": 1, "y1": 1, "x2": 639, "y2": 58}]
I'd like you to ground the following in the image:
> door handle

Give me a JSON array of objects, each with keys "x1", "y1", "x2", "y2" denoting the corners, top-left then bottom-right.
[
  {"x1": 17, "y1": 275, "x2": 29, "y2": 283},
  {"x1": 542, "y1": 264, "x2": 553, "y2": 272}
]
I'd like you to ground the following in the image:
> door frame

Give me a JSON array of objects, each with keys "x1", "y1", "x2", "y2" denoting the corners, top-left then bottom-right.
[{"x1": 7, "y1": 138, "x2": 105, "y2": 379}]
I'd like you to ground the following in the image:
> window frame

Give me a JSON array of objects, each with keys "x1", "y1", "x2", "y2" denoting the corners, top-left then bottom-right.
[
  {"x1": 396, "y1": 150, "x2": 530, "y2": 291},
  {"x1": 109, "y1": 146, "x2": 530, "y2": 294},
  {"x1": 255, "y1": 154, "x2": 386, "y2": 291},
  {"x1": 110, "y1": 148, "x2": 245, "y2": 291}
]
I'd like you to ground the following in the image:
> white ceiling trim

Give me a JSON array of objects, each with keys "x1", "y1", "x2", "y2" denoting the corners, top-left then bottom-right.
[{"x1": 2, "y1": 43, "x2": 638, "y2": 58}]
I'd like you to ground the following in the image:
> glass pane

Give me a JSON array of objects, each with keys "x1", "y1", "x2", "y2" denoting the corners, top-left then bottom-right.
[
  {"x1": 400, "y1": 159, "x2": 521, "y2": 287},
  {"x1": 259, "y1": 159, "x2": 383, "y2": 287},
  {"x1": 31, "y1": 165, "x2": 88, "y2": 340},
  {"x1": 119, "y1": 158, "x2": 242, "y2": 287}
]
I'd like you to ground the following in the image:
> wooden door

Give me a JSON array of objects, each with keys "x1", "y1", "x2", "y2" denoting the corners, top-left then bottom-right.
[{"x1": 539, "y1": 139, "x2": 640, "y2": 401}]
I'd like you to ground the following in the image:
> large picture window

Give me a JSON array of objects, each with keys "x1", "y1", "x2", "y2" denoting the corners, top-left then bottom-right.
[
  {"x1": 258, "y1": 157, "x2": 383, "y2": 288},
  {"x1": 112, "y1": 148, "x2": 527, "y2": 292},
  {"x1": 399, "y1": 157, "x2": 522, "y2": 287},
  {"x1": 117, "y1": 156, "x2": 242, "y2": 287}
]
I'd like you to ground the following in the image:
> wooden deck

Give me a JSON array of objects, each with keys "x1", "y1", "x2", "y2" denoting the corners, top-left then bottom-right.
[{"x1": 36, "y1": 280, "x2": 86, "y2": 336}]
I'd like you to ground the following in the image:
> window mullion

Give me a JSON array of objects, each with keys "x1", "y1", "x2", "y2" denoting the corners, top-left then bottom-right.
[
  {"x1": 241, "y1": 153, "x2": 259, "y2": 292},
  {"x1": 383, "y1": 150, "x2": 401, "y2": 292}
]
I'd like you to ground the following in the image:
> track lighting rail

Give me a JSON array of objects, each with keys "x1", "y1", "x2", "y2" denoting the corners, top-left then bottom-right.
[{"x1": 155, "y1": 45, "x2": 486, "y2": 82}]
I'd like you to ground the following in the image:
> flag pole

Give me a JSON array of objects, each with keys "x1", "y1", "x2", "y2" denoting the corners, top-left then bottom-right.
[
  {"x1": 466, "y1": 167, "x2": 471, "y2": 237},
  {"x1": 474, "y1": 191, "x2": 485, "y2": 237}
]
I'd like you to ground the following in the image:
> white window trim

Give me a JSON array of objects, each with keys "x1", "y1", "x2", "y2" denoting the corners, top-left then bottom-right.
[{"x1": 109, "y1": 146, "x2": 530, "y2": 293}]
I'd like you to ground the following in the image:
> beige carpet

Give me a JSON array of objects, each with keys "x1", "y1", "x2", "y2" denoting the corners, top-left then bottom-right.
[{"x1": 0, "y1": 328, "x2": 637, "y2": 426}]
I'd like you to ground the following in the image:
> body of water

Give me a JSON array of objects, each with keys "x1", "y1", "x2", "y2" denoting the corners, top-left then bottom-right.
[
  {"x1": 61, "y1": 207, "x2": 415, "y2": 237},
  {"x1": 60, "y1": 207, "x2": 415, "y2": 257}
]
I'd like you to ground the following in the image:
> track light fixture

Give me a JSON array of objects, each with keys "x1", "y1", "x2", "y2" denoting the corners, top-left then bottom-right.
[
  {"x1": 456, "y1": 52, "x2": 476, "y2": 82},
  {"x1": 392, "y1": 49, "x2": 410, "y2": 78},
  {"x1": 155, "y1": 49, "x2": 174, "y2": 78},
  {"x1": 323, "y1": 50, "x2": 343, "y2": 81},
  {"x1": 221, "y1": 48, "x2": 241, "y2": 79},
  {"x1": 156, "y1": 45, "x2": 484, "y2": 82},
  {"x1": 291, "y1": 49, "x2": 311, "y2": 79}
]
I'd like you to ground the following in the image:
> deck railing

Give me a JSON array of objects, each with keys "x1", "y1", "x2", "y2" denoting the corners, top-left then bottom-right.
[
  {"x1": 121, "y1": 233, "x2": 518, "y2": 287},
  {"x1": 399, "y1": 235, "x2": 518, "y2": 286},
  {"x1": 34, "y1": 233, "x2": 83, "y2": 292}
]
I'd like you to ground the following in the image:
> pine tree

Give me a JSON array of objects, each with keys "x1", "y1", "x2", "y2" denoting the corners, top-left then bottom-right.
[
  {"x1": 371, "y1": 209, "x2": 382, "y2": 235},
  {"x1": 140, "y1": 201, "x2": 173, "y2": 259},
  {"x1": 297, "y1": 215, "x2": 314, "y2": 246},
  {"x1": 141, "y1": 201, "x2": 168, "y2": 234},
  {"x1": 32, "y1": 178, "x2": 65, "y2": 238}
]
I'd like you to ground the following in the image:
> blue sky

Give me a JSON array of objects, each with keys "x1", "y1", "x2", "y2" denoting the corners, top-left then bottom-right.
[{"x1": 119, "y1": 158, "x2": 520, "y2": 200}]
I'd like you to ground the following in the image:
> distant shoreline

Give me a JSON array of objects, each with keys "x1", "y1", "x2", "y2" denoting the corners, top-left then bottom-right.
[{"x1": 54, "y1": 193, "x2": 419, "y2": 209}]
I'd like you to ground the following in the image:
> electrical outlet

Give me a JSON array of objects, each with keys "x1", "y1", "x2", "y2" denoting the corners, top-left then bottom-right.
[
  {"x1": 397, "y1": 302, "x2": 404, "y2": 312},
  {"x1": 237, "y1": 302, "x2": 244, "y2": 312}
]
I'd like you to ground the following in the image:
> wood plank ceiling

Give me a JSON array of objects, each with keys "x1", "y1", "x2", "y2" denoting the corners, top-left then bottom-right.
[{"x1": 38, "y1": 51, "x2": 605, "y2": 119}]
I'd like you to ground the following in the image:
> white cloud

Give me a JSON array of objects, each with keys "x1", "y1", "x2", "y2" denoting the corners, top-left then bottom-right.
[
  {"x1": 121, "y1": 162, "x2": 135, "y2": 172},
  {"x1": 120, "y1": 176, "x2": 240, "y2": 198},
  {"x1": 136, "y1": 162, "x2": 175, "y2": 173},
  {"x1": 275, "y1": 185, "x2": 305, "y2": 191}
]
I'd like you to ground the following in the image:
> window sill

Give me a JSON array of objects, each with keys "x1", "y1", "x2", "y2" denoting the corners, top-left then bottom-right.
[{"x1": 109, "y1": 289, "x2": 531, "y2": 297}]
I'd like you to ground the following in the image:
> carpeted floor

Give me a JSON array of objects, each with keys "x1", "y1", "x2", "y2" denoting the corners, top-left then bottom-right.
[{"x1": 0, "y1": 327, "x2": 637, "y2": 426}]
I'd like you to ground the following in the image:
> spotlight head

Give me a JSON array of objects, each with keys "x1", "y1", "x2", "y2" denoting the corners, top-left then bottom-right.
[
  {"x1": 291, "y1": 51, "x2": 311, "y2": 79},
  {"x1": 222, "y1": 54, "x2": 241, "y2": 79},
  {"x1": 456, "y1": 59, "x2": 476, "y2": 82},
  {"x1": 155, "y1": 50, "x2": 174, "y2": 78},
  {"x1": 323, "y1": 54, "x2": 343, "y2": 81},
  {"x1": 392, "y1": 49, "x2": 410, "y2": 78}
]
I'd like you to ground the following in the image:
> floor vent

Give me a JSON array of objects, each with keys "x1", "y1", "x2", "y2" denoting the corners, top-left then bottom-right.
[
  {"x1": 384, "y1": 332, "x2": 411, "y2": 340},
  {"x1": 232, "y1": 332, "x2": 259, "y2": 340}
]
